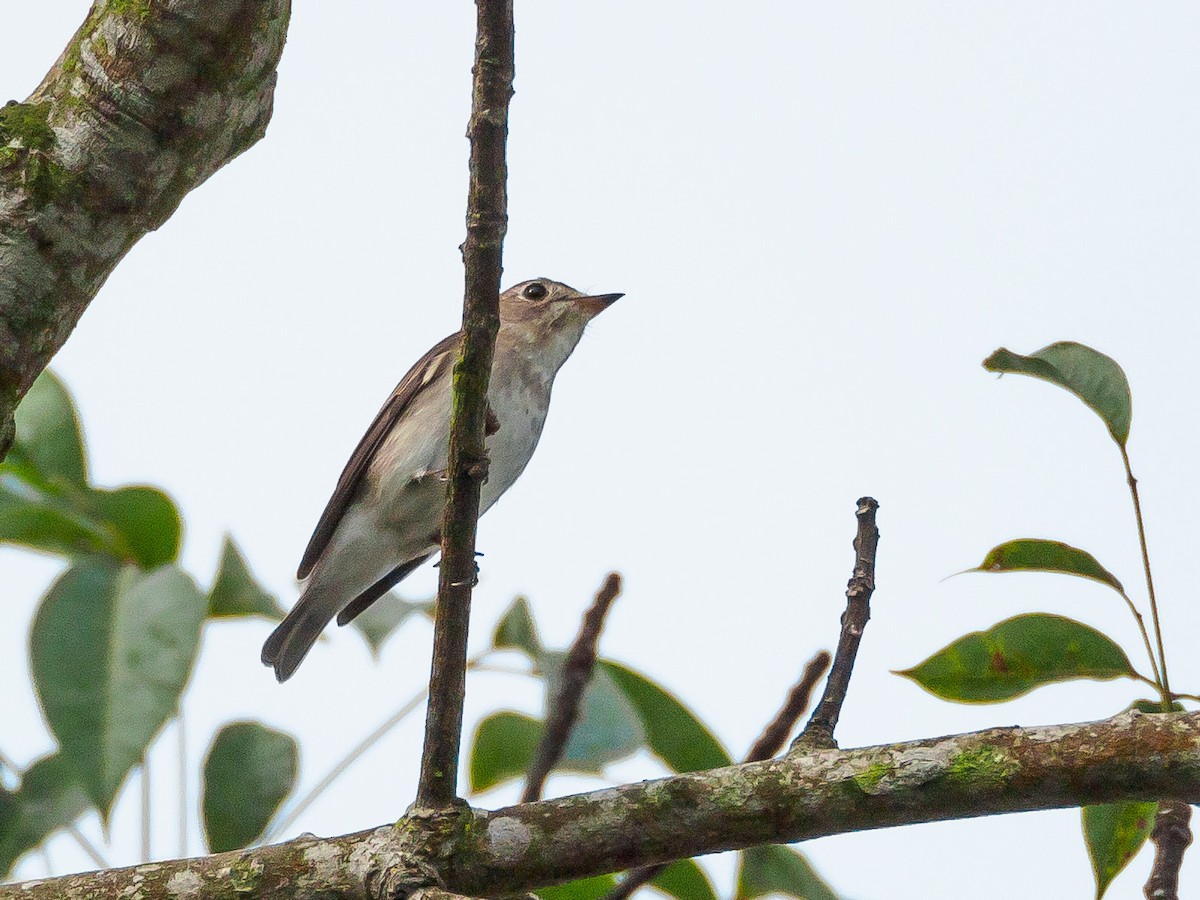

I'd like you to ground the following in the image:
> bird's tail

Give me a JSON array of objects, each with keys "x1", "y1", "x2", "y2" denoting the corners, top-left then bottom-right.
[{"x1": 261, "y1": 598, "x2": 332, "y2": 682}]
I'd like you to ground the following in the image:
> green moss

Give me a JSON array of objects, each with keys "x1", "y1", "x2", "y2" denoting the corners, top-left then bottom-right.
[
  {"x1": 107, "y1": 0, "x2": 152, "y2": 22},
  {"x1": 851, "y1": 762, "x2": 891, "y2": 793},
  {"x1": 946, "y1": 745, "x2": 1019, "y2": 789},
  {"x1": 0, "y1": 101, "x2": 55, "y2": 151},
  {"x1": 225, "y1": 857, "x2": 264, "y2": 893}
]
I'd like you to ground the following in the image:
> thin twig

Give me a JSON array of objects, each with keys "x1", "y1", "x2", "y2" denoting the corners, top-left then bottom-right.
[
  {"x1": 1121, "y1": 447, "x2": 1171, "y2": 706},
  {"x1": 177, "y1": 713, "x2": 187, "y2": 858},
  {"x1": 416, "y1": 0, "x2": 515, "y2": 809},
  {"x1": 65, "y1": 826, "x2": 108, "y2": 871},
  {"x1": 1118, "y1": 588, "x2": 1163, "y2": 690},
  {"x1": 796, "y1": 496, "x2": 881, "y2": 750},
  {"x1": 1145, "y1": 800, "x2": 1192, "y2": 900},
  {"x1": 745, "y1": 651, "x2": 832, "y2": 761},
  {"x1": 140, "y1": 756, "x2": 151, "y2": 862},
  {"x1": 267, "y1": 650, "x2": 492, "y2": 841},
  {"x1": 522, "y1": 573, "x2": 622, "y2": 803},
  {"x1": 268, "y1": 686, "x2": 429, "y2": 841},
  {"x1": 603, "y1": 650, "x2": 832, "y2": 900}
]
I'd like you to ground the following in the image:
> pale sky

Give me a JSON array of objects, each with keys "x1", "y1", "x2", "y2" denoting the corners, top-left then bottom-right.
[{"x1": 4, "y1": 3, "x2": 1200, "y2": 897}]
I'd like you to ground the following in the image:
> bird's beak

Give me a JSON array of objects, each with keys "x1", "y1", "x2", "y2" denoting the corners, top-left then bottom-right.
[{"x1": 566, "y1": 292, "x2": 623, "y2": 316}]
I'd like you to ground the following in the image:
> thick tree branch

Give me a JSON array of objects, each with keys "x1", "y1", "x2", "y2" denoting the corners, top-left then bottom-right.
[
  {"x1": 417, "y1": 0, "x2": 514, "y2": 808},
  {"x1": 11, "y1": 710, "x2": 1200, "y2": 899},
  {"x1": 0, "y1": 0, "x2": 291, "y2": 457}
]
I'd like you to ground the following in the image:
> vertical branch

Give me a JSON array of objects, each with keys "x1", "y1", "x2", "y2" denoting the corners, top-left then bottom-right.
[
  {"x1": 1145, "y1": 800, "x2": 1192, "y2": 900},
  {"x1": 796, "y1": 496, "x2": 880, "y2": 749},
  {"x1": 1121, "y1": 446, "x2": 1170, "y2": 705},
  {"x1": 416, "y1": 0, "x2": 515, "y2": 809}
]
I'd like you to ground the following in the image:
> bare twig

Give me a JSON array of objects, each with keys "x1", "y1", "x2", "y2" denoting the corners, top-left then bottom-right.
[
  {"x1": 416, "y1": 0, "x2": 515, "y2": 809},
  {"x1": 746, "y1": 651, "x2": 832, "y2": 761},
  {"x1": 604, "y1": 649, "x2": 831, "y2": 900},
  {"x1": 796, "y1": 496, "x2": 880, "y2": 749},
  {"x1": 522, "y1": 573, "x2": 622, "y2": 803},
  {"x1": 1145, "y1": 800, "x2": 1192, "y2": 900}
]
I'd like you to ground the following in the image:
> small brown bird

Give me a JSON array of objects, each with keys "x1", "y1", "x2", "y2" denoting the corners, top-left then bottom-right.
[{"x1": 262, "y1": 278, "x2": 621, "y2": 681}]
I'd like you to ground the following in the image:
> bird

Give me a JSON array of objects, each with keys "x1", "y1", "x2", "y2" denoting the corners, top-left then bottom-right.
[{"x1": 261, "y1": 278, "x2": 622, "y2": 681}]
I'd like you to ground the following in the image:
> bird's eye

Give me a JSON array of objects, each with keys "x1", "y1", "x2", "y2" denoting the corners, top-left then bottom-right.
[{"x1": 523, "y1": 282, "x2": 548, "y2": 300}]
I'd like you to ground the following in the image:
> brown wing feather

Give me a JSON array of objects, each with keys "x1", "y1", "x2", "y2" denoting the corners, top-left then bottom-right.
[{"x1": 296, "y1": 332, "x2": 460, "y2": 579}]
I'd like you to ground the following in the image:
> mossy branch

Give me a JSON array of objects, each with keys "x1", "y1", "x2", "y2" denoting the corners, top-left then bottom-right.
[
  {"x1": 0, "y1": 0, "x2": 291, "y2": 458},
  {"x1": 8, "y1": 710, "x2": 1200, "y2": 899}
]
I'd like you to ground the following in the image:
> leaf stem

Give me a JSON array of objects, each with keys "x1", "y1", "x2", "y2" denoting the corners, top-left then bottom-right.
[
  {"x1": 1121, "y1": 445, "x2": 1170, "y2": 706},
  {"x1": 1118, "y1": 589, "x2": 1162, "y2": 690}
]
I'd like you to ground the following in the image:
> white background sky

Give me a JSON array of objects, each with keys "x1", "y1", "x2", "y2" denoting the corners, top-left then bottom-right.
[{"x1": 4, "y1": 3, "x2": 1200, "y2": 898}]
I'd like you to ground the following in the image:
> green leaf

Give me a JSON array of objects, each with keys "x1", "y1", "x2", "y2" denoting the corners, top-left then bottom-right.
[
  {"x1": 207, "y1": 536, "x2": 286, "y2": 621},
  {"x1": 736, "y1": 845, "x2": 842, "y2": 900},
  {"x1": 493, "y1": 596, "x2": 543, "y2": 658},
  {"x1": 9, "y1": 370, "x2": 87, "y2": 487},
  {"x1": 86, "y1": 485, "x2": 182, "y2": 568},
  {"x1": 600, "y1": 661, "x2": 733, "y2": 772},
  {"x1": 651, "y1": 859, "x2": 719, "y2": 900},
  {"x1": 544, "y1": 653, "x2": 644, "y2": 773},
  {"x1": 983, "y1": 342, "x2": 1133, "y2": 447},
  {"x1": 202, "y1": 721, "x2": 298, "y2": 852},
  {"x1": 0, "y1": 754, "x2": 91, "y2": 879},
  {"x1": 0, "y1": 478, "x2": 181, "y2": 568},
  {"x1": 896, "y1": 613, "x2": 1139, "y2": 703},
  {"x1": 537, "y1": 874, "x2": 618, "y2": 900},
  {"x1": 0, "y1": 479, "x2": 114, "y2": 558},
  {"x1": 30, "y1": 560, "x2": 206, "y2": 820},
  {"x1": 350, "y1": 592, "x2": 433, "y2": 659},
  {"x1": 1083, "y1": 802, "x2": 1157, "y2": 899},
  {"x1": 469, "y1": 711, "x2": 542, "y2": 793},
  {"x1": 971, "y1": 539, "x2": 1124, "y2": 592}
]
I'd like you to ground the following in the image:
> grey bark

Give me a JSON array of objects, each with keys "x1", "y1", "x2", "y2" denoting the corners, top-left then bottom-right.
[
  {"x1": 6, "y1": 709, "x2": 1200, "y2": 899},
  {"x1": 0, "y1": 0, "x2": 291, "y2": 457}
]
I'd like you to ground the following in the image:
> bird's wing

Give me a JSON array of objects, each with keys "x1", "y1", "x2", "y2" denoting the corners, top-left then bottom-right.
[{"x1": 297, "y1": 332, "x2": 460, "y2": 579}]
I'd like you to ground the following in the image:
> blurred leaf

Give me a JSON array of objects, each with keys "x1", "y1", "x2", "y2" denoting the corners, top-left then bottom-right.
[
  {"x1": 651, "y1": 859, "x2": 719, "y2": 900},
  {"x1": 544, "y1": 653, "x2": 644, "y2": 773},
  {"x1": 983, "y1": 342, "x2": 1132, "y2": 447},
  {"x1": 0, "y1": 480, "x2": 113, "y2": 558},
  {"x1": 736, "y1": 845, "x2": 842, "y2": 900},
  {"x1": 202, "y1": 721, "x2": 298, "y2": 852},
  {"x1": 207, "y1": 536, "x2": 285, "y2": 621},
  {"x1": 86, "y1": 485, "x2": 181, "y2": 568},
  {"x1": 1083, "y1": 802, "x2": 1157, "y2": 899},
  {"x1": 350, "y1": 592, "x2": 434, "y2": 659},
  {"x1": 30, "y1": 560, "x2": 206, "y2": 820},
  {"x1": 8, "y1": 370, "x2": 87, "y2": 487},
  {"x1": 0, "y1": 478, "x2": 181, "y2": 568},
  {"x1": 972, "y1": 539, "x2": 1124, "y2": 593},
  {"x1": 601, "y1": 661, "x2": 733, "y2": 772},
  {"x1": 896, "y1": 614, "x2": 1138, "y2": 703},
  {"x1": 493, "y1": 596, "x2": 543, "y2": 658},
  {"x1": 537, "y1": 874, "x2": 618, "y2": 900},
  {"x1": 0, "y1": 754, "x2": 90, "y2": 879},
  {"x1": 469, "y1": 711, "x2": 542, "y2": 793}
]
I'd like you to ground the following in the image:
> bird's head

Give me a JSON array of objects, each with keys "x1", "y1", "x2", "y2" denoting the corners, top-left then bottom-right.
[{"x1": 499, "y1": 279, "x2": 622, "y2": 345}]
